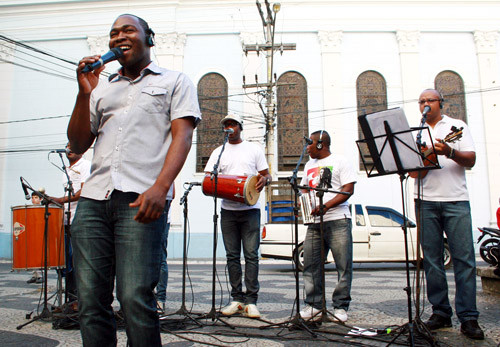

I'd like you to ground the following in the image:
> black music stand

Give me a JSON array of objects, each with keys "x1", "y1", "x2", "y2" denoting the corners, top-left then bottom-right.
[{"x1": 356, "y1": 107, "x2": 438, "y2": 346}]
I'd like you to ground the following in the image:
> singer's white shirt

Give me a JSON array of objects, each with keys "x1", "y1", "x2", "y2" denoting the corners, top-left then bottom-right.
[
  {"x1": 81, "y1": 62, "x2": 201, "y2": 201},
  {"x1": 413, "y1": 115, "x2": 475, "y2": 201},
  {"x1": 62, "y1": 158, "x2": 91, "y2": 224},
  {"x1": 204, "y1": 140, "x2": 268, "y2": 211},
  {"x1": 300, "y1": 154, "x2": 357, "y2": 223}
]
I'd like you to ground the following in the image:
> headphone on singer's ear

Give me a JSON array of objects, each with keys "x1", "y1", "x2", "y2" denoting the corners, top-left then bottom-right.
[
  {"x1": 316, "y1": 130, "x2": 324, "y2": 150},
  {"x1": 146, "y1": 28, "x2": 155, "y2": 47}
]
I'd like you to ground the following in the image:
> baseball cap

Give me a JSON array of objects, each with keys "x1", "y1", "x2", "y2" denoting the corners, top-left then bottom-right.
[{"x1": 220, "y1": 114, "x2": 243, "y2": 129}]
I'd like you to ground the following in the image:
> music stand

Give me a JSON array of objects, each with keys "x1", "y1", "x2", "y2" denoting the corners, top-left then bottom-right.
[{"x1": 356, "y1": 107, "x2": 438, "y2": 346}]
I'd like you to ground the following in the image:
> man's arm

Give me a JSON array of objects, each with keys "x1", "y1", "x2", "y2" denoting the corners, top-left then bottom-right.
[
  {"x1": 255, "y1": 169, "x2": 272, "y2": 192},
  {"x1": 67, "y1": 57, "x2": 103, "y2": 154},
  {"x1": 52, "y1": 184, "x2": 84, "y2": 205},
  {"x1": 311, "y1": 182, "x2": 355, "y2": 216},
  {"x1": 130, "y1": 117, "x2": 196, "y2": 223}
]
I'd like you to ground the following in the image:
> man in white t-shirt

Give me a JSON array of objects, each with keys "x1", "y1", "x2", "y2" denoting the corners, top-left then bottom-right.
[
  {"x1": 204, "y1": 114, "x2": 271, "y2": 319},
  {"x1": 298, "y1": 130, "x2": 356, "y2": 323},
  {"x1": 51, "y1": 143, "x2": 91, "y2": 299},
  {"x1": 410, "y1": 89, "x2": 483, "y2": 340}
]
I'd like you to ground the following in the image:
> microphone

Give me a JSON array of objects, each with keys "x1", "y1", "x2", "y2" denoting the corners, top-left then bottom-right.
[
  {"x1": 422, "y1": 105, "x2": 431, "y2": 117},
  {"x1": 50, "y1": 148, "x2": 70, "y2": 154},
  {"x1": 223, "y1": 128, "x2": 234, "y2": 134},
  {"x1": 303, "y1": 136, "x2": 313, "y2": 145},
  {"x1": 20, "y1": 177, "x2": 30, "y2": 200},
  {"x1": 185, "y1": 182, "x2": 202, "y2": 186},
  {"x1": 82, "y1": 47, "x2": 124, "y2": 73}
]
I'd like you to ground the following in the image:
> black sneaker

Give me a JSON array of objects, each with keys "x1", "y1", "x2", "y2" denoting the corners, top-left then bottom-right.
[
  {"x1": 425, "y1": 313, "x2": 452, "y2": 330},
  {"x1": 460, "y1": 320, "x2": 484, "y2": 340}
]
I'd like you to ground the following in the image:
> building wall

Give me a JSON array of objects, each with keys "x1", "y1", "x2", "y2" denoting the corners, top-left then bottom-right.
[{"x1": 0, "y1": 0, "x2": 499, "y2": 258}]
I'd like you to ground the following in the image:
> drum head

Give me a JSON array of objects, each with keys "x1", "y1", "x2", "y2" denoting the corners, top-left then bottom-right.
[{"x1": 244, "y1": 175, "x2": 260, "y2": 206}]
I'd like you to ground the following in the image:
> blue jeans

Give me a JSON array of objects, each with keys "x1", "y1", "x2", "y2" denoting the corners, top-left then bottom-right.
[
  {"x1": 72, "y1": 191, "x2": 166, "y2": 347},
  {"x1": 220, "y1": 208, "x2": 260, "y2": 305},
  {"x1": 416, "y1": 200, "x2": 479, "y2": 323},
  {"x1": 155, "y1": 222, "x2": 170, "y2": 303},
  {"x1": 303, "y1": 218, "x2": 353, "y2": 311}
]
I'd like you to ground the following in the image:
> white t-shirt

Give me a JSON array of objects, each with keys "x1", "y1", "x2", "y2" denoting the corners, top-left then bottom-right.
[
  {"x1": 300, "y1": 153, "x2": 357, "y2": 223},
  {"x1": 413, "y1": 115, "x2": 475, "y2": 201},
  {"x1": 204, "y1": 140, "x2": 268, "y2": 211},
  {"x1": 63, "y1": 158, "x2": 91, "y2": 224}
]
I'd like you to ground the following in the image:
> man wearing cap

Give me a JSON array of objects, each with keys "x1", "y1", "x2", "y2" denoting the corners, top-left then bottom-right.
[{"x1": 204, "y1": 114, "x2": 271, "y2": 318}]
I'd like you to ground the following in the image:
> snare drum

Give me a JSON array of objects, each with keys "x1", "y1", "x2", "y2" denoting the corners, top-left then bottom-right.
[
  {"x1": 202, "y1": 174, "x2": 260, "y2": 206},
  {"x1": 11, "y1": 205, "x2": 65, "y2": 270}
]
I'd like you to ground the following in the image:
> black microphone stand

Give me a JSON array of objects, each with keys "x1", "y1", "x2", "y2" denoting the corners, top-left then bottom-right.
[
  {"x1": 259, "y1": 139, "x2": 316, "y2": 336},
  {"x1": 200, "y1": 131, "x2": 234, "y2": 328},
  {"x1": 163, "y1": 183, "x2": 203, "y2": 326},
  {"x1": 17, "y1": 181, "x2": 63, "y2": 330}
]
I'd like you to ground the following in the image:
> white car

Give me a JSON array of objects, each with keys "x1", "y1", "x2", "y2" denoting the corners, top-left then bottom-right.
[{"x1": 261, "y1": 204, "x2": 452, "y2": 270}]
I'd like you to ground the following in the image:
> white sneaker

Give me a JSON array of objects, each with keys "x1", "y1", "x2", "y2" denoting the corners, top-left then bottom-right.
[
  {"x1": 299, "y1": 305, "x2": 321, "y2": 320},
  {"x1": 332, "y1": 308, "x2": 348, "y2": 322},
  {"x1": 221, "y1": 301, "x2": 244, "y2": 316},
  {"x1": 244, "y1": 304, "x2": 261, "y2": 318}
]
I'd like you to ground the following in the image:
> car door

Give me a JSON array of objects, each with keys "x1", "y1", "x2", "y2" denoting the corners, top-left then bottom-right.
[{"x1": 366, "y1": 206, "x2": 417, "y2": 261}]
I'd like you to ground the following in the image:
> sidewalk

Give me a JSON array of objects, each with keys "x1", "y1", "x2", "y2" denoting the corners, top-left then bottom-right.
[{"x1": 1, "y1": 260, "x2": 498, "y2": 346}]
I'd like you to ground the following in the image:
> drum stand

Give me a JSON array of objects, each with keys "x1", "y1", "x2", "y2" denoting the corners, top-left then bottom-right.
[
  {"x1": 163, "y1": 183, "x2": 203, "y2": 326},
  {"x1": 17, "y1": 193, "x2": 60, "y2": 330}
]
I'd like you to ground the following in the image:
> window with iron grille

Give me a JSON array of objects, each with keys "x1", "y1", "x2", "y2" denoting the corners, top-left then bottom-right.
[
  {"x1": 277, "y1": 71, "x2": 309, "y2": 172},
  {"x1": 196, "y1": 73, "x2": 228, "y2": 172},
  {"x1": 356, "y1": 71, "x2": 388, "y2": 170},
  {"x1": 435, "y1": 71, "x2": 467, "y2": 123}
]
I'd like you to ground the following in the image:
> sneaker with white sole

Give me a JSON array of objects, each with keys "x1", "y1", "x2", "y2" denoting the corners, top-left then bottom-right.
[
  {"x1": 299, "y1": 304, "x2": 321, "y2": 320},
  {"x1": 221, "y1": 301, "x2": 244, "y2": 316},
  {"x1": 244, "y1": 304, "x2": 261, "y2": 318},
  {"x1": 332, "y1": 308, "x2": 348, "y2": 322}
]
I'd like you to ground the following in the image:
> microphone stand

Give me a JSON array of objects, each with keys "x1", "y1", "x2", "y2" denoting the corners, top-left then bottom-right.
[
  {"x1": 201, "y1": 131, "x2": 233, "y2": 328},
  {"x1": 58, "y1": 153, "x2": 75, "y2": 307},
  {"x1": 17, "y1": 182, "x2": 63, "y2": 330},
  {"x1": 259, "y1": 140, "x2": 316, "y2": 336},
  {"x1": 163, "y1": 183, "x2": 203, "y2": 326}
]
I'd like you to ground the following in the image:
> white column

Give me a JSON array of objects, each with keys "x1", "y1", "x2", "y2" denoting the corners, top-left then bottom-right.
[
  {"x1": 397, "y1": 30, "x2": 421, "y2": 124},
  {"x1": 154, "y1": 33, "x2": 187, "y2": 72},
  {"x1": 474, "y1": 30, "x2": 500, "y2": 225},
  {"x1": 318, "y1": 31, "x2": 343, "y2": 154}
]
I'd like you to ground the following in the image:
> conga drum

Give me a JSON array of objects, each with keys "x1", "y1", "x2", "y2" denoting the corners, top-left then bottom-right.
[
  {"x1": 202, "y1": 174, "x2": 260, "y2": 206},
  {"x1": 11, "y1": 205, "x2": 65, "y2": 270}
]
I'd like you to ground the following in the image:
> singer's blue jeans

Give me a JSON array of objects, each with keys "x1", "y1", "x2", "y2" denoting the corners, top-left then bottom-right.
[
  {"x1": 72, "y1": 191, "x2": 165, "y2": 347},
  {"x1": 220, "y1": 208, "x2": 260, "y2": 305},
  {"x1": 416, "y1": 200, "x2": 479, "y2": 323},
  {"x1": 303, "y1": 218, "x2": 353, "y2": 311}
]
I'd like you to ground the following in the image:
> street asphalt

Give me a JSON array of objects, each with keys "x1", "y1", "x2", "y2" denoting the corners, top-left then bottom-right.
[{"x1": 0, "y1": 259, "x2": 498, "y2": 346}]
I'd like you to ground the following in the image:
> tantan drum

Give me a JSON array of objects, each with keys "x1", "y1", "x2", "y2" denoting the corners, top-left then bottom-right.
[
  {"x1": 11, "y1": 205, "x2": 65, "y2": 270},
  {"x1": 202, "y1": 174, "x2": 260, "y2": 206}
]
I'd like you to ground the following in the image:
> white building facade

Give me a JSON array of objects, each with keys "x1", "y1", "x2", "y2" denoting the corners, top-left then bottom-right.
[{"x1": 0, "y1": 0, "x2": 499, "y2": 258}]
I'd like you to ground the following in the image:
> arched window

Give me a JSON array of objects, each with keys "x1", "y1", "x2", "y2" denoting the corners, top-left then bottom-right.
[
  {"x1": 435, "y1": 71, "x2": 467, "y2": 123},
  {"x1": 196, "y1": 73, "x2": 228, "y2": 172},
  {"x1": 356, "y1": 71, "x2": 388, "y2": 169},
  {"x1": 277, "y1": 71, "x2": 309, "y2": 171}
]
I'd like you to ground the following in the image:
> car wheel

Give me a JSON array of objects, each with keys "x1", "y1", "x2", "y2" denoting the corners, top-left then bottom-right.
[
  {"x1": 293, "y1": 244, "x2": 305, "y2": 272},
  {"x1": 443, "y1": 242, "x2": 452, "y2": 270}
]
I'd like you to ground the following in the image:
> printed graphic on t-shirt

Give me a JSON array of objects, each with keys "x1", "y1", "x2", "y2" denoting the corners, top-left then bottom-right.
[{"x1": 305, "y1": 165, "x2": 333, "y2": 188}]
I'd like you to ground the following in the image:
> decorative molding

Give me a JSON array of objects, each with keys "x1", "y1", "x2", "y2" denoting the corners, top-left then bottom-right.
[
  {"x1": 0, "y1": 41, "x2": 15, "y2": 62},
  {"x1": 87, "y1": 36, "x2": 109, "y2": 55},
  {"x1": 474, "y1": 30, "x2": 499, "y2": 54},
  {"x1": 317, "y1": 30, "x2": 343, "y2": 53},
  {"x1": 239, "y1": 32, "x2": 264, "y2": 46},
  {"x1": 396, "y1": 30, "x2": 420, "y2": 53},
  {"x1": 155, "y1": 33, "x2": 187, "y2": 56}
]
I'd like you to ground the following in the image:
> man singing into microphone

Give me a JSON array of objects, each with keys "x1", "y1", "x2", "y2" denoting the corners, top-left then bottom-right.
[
  {"x1": 299, "y1": 130, "x2": 356, "y2": 323},
  {"x1": 204, "y1": 114, "x2": 271, "y2": 318},
  {"x1": 410, "y1": 89, "x2": 483, "y2": 340},
  {"x1": 67, "y1": 14, "x2": 201, "y2": 346}
]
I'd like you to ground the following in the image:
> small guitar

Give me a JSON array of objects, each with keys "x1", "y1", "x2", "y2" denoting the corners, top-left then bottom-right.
[{"x1": 419, "y1": 126, "x2": 463, "y2": 178}]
